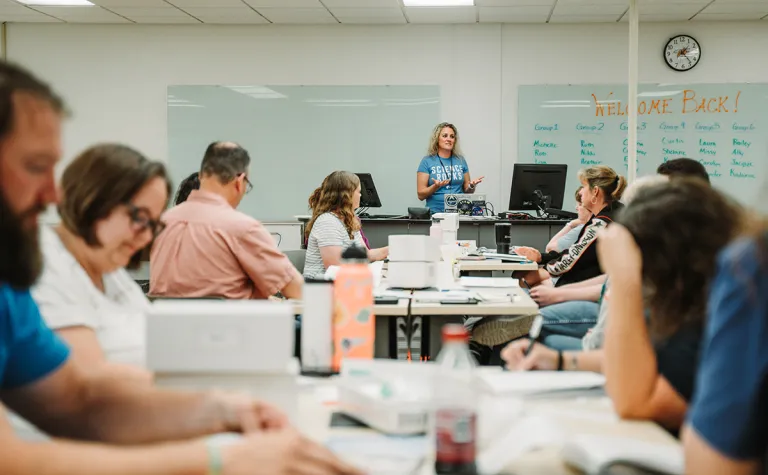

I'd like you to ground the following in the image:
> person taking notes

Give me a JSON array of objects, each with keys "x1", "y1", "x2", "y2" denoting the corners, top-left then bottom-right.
[{"x1": 416, "y1": 122, "x2": 484, "y2": 214}]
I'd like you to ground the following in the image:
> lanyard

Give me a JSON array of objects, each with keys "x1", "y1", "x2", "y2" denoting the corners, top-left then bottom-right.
[{"x1": 438, "y1": 155, "x2": 454, "y2": 188}]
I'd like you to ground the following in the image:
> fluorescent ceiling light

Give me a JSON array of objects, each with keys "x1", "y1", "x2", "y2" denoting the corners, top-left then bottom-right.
[
  {"x1": 403, "y1": 0, "x2": 474, "y2": 6},
  {"x1": 16, "y1": 0, "x2": 94, "y2": 5}
]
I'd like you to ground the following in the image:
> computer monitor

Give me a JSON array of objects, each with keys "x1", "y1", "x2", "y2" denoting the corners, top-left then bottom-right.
[
  {"x1": 508, "y1": 164, "x2": 568, "y2": 211},
  {"x1": 355, "y1": 173, "x2": 382, "y2": 208}
]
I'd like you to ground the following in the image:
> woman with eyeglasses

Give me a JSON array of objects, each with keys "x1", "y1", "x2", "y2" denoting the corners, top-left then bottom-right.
[
  {"x1": 417, "y1": 122, "x2": 484, "y2": 214},
  {"x1": 31, "y1": 144, "x2": 171, "y2": 382}
]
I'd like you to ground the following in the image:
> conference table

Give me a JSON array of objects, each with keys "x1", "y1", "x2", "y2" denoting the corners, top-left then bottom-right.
[
  {"x1": 297, "y1": 377, "x2": 679, "y2": 475},
  {"x1": 293, "y1": 259, "x2": 539, "y2": 359}
]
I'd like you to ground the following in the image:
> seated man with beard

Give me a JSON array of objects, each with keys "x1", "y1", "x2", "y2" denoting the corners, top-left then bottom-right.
[{"x1": 0, "y1": 61, "x2": 359, "y2": 475}]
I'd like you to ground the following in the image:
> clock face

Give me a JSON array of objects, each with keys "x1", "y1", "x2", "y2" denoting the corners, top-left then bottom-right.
[{"x1": 664, "y1": 35, "x2": 701, "y2": 71}]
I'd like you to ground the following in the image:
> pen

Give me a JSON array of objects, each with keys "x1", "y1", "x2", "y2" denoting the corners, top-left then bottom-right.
[{"x1": 524, "y1": 314, "x2": 544, "y2": 357}]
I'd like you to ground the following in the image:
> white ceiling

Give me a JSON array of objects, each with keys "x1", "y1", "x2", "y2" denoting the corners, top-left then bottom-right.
[{"x1": 0, "y1": 0, "x2": 766, "y2": 24}]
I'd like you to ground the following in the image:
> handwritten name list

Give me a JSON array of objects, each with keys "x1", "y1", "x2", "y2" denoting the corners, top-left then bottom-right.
[{"x1": 519, "y1": 84, "x2": 766, "y2": 205}]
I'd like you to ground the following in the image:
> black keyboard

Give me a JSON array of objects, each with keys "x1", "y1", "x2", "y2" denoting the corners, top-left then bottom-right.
[
  {"x1": 359, "y1": 214, "x2": 405, "y2": 219},
  {"x1": 545, "y1": 208, "x2": 578, "y2": 219}
]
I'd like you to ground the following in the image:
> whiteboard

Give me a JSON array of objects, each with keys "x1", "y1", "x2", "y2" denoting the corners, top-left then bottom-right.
[
  {"x1": 168, "y1": 85, "x2": 440, "y2": 221},
  {"x1": 517, "y1": 84, "x2": 768, "y2": 207}
]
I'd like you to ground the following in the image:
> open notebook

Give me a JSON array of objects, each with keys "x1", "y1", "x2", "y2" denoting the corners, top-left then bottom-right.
[{"x1": 561, "y1": 435, "x2": 684, "y2": 475}]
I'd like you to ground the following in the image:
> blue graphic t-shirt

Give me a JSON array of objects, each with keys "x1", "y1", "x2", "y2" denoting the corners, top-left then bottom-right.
[{"x1": 417, "y1": 155, "x2": 469, "y2": 213}]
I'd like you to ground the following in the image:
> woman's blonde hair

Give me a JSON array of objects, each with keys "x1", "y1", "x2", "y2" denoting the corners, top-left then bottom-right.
[
  {"x1": 427, "y1": 122, "x2": 464, "y2": 158},
  {"x1": 306, "y1": 171, "x2": 361, "y2": 240},
  {"x1": 578, "y1": 165, "x2": 627, "y2": 204}
]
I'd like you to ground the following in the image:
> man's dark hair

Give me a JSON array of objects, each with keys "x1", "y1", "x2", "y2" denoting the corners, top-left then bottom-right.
[
  {"x1": 618, "y1": 178, "x2": 744, "y2": 338},
  {"x1": 199, "y1": 141, "x2": 250, "y2": 184},
  {"x1": 657, "y1": 158, "x2": 710, "y2": 183},
  {"x1": 0, "y1": 61, "x2": 66, "y2": 288},
  {"x1": 58, "y1": 144, "x2": 172, "y2": 270},
  {"x1": 174, "y1": 172, "x2": 200, "y2": 205}
]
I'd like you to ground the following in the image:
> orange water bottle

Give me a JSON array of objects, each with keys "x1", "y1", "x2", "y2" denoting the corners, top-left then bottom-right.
[{"x1": 332, "y1": 244, "x2": 375, "y2": 371}]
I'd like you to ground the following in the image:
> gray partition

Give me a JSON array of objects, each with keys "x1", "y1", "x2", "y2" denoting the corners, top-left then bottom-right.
[{"x1": 168, "y1": 85, "x2": 440, "y2": 221}]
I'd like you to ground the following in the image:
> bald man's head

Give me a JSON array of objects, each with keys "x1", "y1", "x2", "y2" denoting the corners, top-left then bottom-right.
[{"x1": 200, "y1": 141, "x2": 250, "y2": 184}]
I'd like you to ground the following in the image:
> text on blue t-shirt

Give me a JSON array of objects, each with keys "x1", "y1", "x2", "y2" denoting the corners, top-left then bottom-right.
[{"x1": 417, "y1": 155, "x2": 469, "y2": 213}]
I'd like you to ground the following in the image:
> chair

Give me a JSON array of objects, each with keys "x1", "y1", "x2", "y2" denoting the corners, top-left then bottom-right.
[{"x1": 285, "y1": 249, "x2": 307, "y2": 274}]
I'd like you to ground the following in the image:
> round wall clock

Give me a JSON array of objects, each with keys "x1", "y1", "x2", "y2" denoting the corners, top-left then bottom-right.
[{"x1": 664, "y1": 35, "x2": 701, "y2": 71}]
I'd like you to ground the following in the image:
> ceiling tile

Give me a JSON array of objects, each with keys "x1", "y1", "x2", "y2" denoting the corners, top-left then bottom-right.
[
  {"x1": 329, "y1": 7, "x2": 404, "y2": 17},
  {"x1": 549, "y1": 13, "x2": 621, "y2": 22},
  {"x1": 256, "y1": 7, "x2": 337, "y2": 23},
  {"x1": 618, "y1": 12, "x2": 692, "y2": 20},
  {"x1": 184, "y1": 6, "x2": 269, "y2": 22},
  {"x1": 107, "y1": 7, "x2": 190, "y2": 17},
  {"x1": 336, "y1": 15, "x2": 406, "y2": 23},
  {"x1": 0, "y1": 12, "x2": 62, "y2": 22},
  {"x1": 90, "y1": 0, "x2": 168, "y2": 6},
  {"x1": 0, "y1": 1, "x2": 37, "y2": 12},
  {"x1": 477, "y1": 0, "x2": 554, "y2": 5},
  {"x1": 555, "y1": 0, "x2": 629, "y2": 4},
  {"x1": 479, "y1": 6, "x2": 550, "y2": 21},
  {"x1": 637, "y1": 0, "x2": 709, "y2": 4},
  {"x1": 634, "y1": 4, "x2": 702, "y2": 15},
  {"x1": 131, "y1": 16, "x2": 200, "y2": 23},
  {"x1": 693, "y1": 11, "x2": 766, "y2": 20},
  {"x1": 244, "y1": 0, "x2": 322, "y2": 7},
  {"x1": 322, "y1": 0, "x2": 400, "y2": 6},
  {"x1": 702, "y1": 1, "x2": 768, "y2": 14},
  {"x1": 553, "y1": 4, "x2": 629, "y2": 14},
  {"x1": 404, "y1": 6, "x2": 477, "y2": 23},
  {"x1": 167, "y1": 0, "x2": 250, "y2": 7},
  {"x1": 31, "y1": 6, "x2": 132, "y2": 22}
]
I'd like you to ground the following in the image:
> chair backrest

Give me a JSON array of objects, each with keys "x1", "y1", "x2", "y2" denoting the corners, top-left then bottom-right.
[{"x1": 284, "y1": 250, "x2": 307, "y2": 274}]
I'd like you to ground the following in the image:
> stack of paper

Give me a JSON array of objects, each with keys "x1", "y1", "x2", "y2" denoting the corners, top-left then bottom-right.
[
  {"x1": 326, "y1": 434, "x2": 428, "y2": 475},
  {"x1": 460, "y1": 277, "x2": 519, "y2": 288},
  {"x1": 476, "y1": 371, "x2": 605, "y2": 396}
]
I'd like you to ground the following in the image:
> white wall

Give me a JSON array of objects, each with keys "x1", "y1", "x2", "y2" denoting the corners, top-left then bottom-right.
[{"x1": 7, "y1": 21, "x2": 768, "y2": 215}]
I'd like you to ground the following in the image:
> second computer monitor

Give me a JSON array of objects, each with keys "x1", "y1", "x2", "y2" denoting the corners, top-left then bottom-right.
[
  {"x1": 355, "y1": 173, "x2": 382, "y2": 208},
  {"x1": 508, "y1": 164, "x2": 568, "y2": 211}
]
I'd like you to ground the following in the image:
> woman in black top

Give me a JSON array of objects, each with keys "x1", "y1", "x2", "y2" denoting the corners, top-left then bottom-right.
[{"x1": 515, "y1": 165, "x2": 627, "y2": 288}]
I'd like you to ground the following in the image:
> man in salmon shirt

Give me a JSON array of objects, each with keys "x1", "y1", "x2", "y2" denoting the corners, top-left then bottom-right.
[{"x1": 150, "y1": 142, "x2": 303, "y2": 299}]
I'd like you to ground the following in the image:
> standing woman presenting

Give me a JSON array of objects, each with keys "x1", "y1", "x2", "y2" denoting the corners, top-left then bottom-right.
[{"x1": 417, "y1": 122, "x2": 484, "y2": 214}]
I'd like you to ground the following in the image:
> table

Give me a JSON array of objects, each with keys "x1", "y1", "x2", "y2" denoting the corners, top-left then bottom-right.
[
  {"x1": 292, "y1": 261, "x2": 539, "y2": 359},
  {"x1": 296, "y1": 216, "x2": 571, "y2": 251},
  {"x1": 458, "y1": 259, "x2": 538, "y2": 277},
  {"x1": 296, "y1": 380, "x2": 678, "y2": 475}
]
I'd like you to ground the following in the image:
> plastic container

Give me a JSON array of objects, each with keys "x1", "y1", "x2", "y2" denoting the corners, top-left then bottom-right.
[{"x1": 332, "y1": 244, "x2": 375, "y2": 371}]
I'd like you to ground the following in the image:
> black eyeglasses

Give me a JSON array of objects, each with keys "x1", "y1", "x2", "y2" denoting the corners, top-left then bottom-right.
[
  {"x1": 126, "y1": 204, "x2": 166, "y2": 238},
  {"x1": 242, "y1": 174, "x2": 253, "y2": 194}
]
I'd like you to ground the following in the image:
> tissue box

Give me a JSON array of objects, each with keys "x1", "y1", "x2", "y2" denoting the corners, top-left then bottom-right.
[{"x1": 388, "y1": 235, "x2": 440, "y2": 262}]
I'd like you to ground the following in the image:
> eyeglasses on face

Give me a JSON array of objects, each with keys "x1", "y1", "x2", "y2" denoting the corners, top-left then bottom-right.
[
  {"x1": 238, "y1": 173, "x2": 253, "y2": 195},
  {"x1": 125, "y1": 203, "x2": 166, "y2": 238}
]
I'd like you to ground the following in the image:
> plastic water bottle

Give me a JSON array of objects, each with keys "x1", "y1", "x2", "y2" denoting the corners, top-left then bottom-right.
[
  {"x1": 433, "y1": 324, "x2": 478, "y2": 475},
  {"x1": 331, "y1": 244, "x2": 374, "y2": 372}
]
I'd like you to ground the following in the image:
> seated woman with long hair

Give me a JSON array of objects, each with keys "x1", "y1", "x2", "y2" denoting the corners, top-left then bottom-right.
[
  {"x1": 502, "y1": 178, "x2": 745, "y2": 431},
  {"x1": 303, "y1": 171, "x2": 388, "y2": 279}
]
